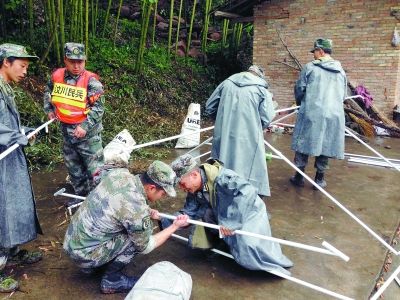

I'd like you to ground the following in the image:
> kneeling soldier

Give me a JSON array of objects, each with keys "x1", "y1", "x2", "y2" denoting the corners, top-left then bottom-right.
[{"x1": 63, "y1": 130, "x2": 188, "y2": 294}]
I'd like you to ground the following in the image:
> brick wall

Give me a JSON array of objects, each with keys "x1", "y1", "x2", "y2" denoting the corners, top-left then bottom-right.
[{"x1": 253, "y1": 0, "x2": 400, "y2": 115}]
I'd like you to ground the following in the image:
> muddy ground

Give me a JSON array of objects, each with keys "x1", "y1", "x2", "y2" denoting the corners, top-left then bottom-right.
[{"x1": 2, "y1": 133, "x2": 400, "y2": 300}]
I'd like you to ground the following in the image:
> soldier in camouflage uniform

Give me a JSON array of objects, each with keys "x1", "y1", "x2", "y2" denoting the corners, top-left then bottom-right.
[
  {"x1": 0, "y1": 44, "x2": 43, "y2": 293},
  {"x1": 43, "y1": 43, "x2": 105, "y2": 203},
  {"x1": 63, "y1": 131, "x2": 189, "y2": 294}
]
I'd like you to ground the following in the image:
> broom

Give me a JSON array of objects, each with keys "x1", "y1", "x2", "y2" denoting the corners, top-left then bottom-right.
[{"x1": 348, "y1": 112, "x2": 375, "y2": 138}]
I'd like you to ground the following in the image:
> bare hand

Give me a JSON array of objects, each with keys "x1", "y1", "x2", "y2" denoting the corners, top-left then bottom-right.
[
  {"x1": 48, "y1": 112, "x2": 56, "y2": 120},
  {"x1": 73, "y1": 125, "x2": 87, "y2": 138},
  {"x1": 28, "y1": 133, "x2": 37, "y2": 145},
  {"x1": 173, "y1": 214, "x2": 190, "y2": 228},
  {"x1": 149, "y1": 209, "x2": 160, "y2": 220},
  {"x1": 219, "y1": 226, "x2": 235, "y2": 237}
]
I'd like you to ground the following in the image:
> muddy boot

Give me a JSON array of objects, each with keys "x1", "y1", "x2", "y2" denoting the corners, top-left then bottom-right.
[
  {"x1": 100, "y1": 272, "x2": 139, "y2": 294},
  {"x1": 313, "y1": 171, "x2": 327, "y2": 190},
  {"x1": 289, "y1": 167, "x2": 305, "y2": 187},
  {"x1": 0, "y1": 275, "x2": 18, "y2": 293},
  {"x1": 6, "y1": 250, "x2": 43, "y2": 268},
  {"x1": 100, "y1": 261, "x2": 139, "y2": 294}
]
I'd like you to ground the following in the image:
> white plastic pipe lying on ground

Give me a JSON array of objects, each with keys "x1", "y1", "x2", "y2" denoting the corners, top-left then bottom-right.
[
  {"x1": 345, "y1": 152, "x2": 400, "y2": 163},
  {"x1": 159, "y1": 212, "x2": 349, "y2": 261},
  {"x1": 170, "y1": 234, "x2": 353, "y2": 300},
  {"x1": 0, "y1": 118, "x2": 55, "y2": 161},
  {"x1": 347, "y1": 157, "x2": 400, "y2": 169},
  {"x1": 345, "y1": 127, "x2": 400, "y2": 172},
  {"x1": 370, "y1": 264, "x2": 400, "y2": 300},
  {"x1": 274, "y1": 123, "x2": 295, "y2": 128},
  {"x1": 263, "y1": 140, "x2": 398, "y2": 255}
]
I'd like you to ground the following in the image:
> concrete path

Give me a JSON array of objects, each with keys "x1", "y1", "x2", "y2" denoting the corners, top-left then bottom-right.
[{"x1": 6, "y1": 133, "x2": 399, "y2": 299}]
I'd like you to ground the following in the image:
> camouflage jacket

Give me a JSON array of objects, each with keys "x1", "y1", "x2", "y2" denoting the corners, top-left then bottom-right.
[
  {"x1": 43, "y1": 69, "x2": 105, "y2": 138},
  {"x1": 63, "y1": 168, "x2": 153, "y2": 258}
]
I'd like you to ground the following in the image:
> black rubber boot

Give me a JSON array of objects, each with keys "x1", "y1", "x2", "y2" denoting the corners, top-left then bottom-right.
[
  {"x1": 289, "y1": 167, "x2": 305, "y2": 187},
  {"x1": 100, "y1": 261, "x2": 138, "y2": 294},
  {"x1": 313, "y1": 171, "x2": 327, "y2": 190}
]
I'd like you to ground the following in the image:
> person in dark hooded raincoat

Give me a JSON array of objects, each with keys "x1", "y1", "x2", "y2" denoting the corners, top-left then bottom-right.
[
  {"x1": 290, "y1": 38, "x2": 347, "y2": 189},
  {"x1": 160, "y1": 154, "x2": 293, "y2": 276},
  {"x1": 0, "y1": 44, "x2": 43, "y2": 293},
  {"x1": 205, "y1": 65, "x2": 276, "y2": 197}
]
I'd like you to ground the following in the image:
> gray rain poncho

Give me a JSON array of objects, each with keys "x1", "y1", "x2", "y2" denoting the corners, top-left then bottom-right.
[
  {"x1": 0, "y1": 75, "x2": 41, "y2": 249},
  {"x1": 292, "y1": 58, "x2": 347, "y2": 158},
  {"x1": 205, "y1": 72, "x2": 275, "y2": 196},
  {"x1": 163, "y1": 162, "x2": 293, "y2": 275}
]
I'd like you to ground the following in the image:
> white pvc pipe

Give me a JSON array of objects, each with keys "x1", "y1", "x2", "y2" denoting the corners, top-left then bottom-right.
[
  {"x1": 347, "y1": 157, "x2": 400, "y2": 169},
  {"x1": 132, "y1": 126, "x2": 215, "y2": 151},
  {"x1": 344, "y1": 95, "x2": 364, "y2": 100},
  {"x1": 263, "y1": 140, "x2": 398, "y2": 254},
  {"x1": 159, "y1": 213, "x2": 349, "y2": 261},
  {"x1": 193, "y1": 151, "x2": 211, "y2": 160},
  {"x1": 274, "y1": 123, "x2": 295, "y2": 128},
  {"x1": 186, "y1": 136, "x2": 213, "y2": 155},
  {"x1": 0, "y1": 119, "x2": 55, "y2": 161},
  {"x1": 275, "y1": 106, "x2": 300, "y2": 113},
  {"x1": 271, "y1": 110, "x2": 298, "y2": 125},
  {"x1": 170, "y1": 234, "x2": 353, "y2": 300},
  {"x1": 345, "y1": 128, "x2": 400, "y2": 172},
  {"x1": 345, "y1": 153, "x2": 400, "y2": 163},
  {"x1": 370, "y1": 264, "x2": 400, "y2": 300}
]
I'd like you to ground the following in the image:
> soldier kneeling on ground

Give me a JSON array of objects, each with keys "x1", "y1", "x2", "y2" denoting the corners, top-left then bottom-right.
[{"x1": 63, "y1": 130, "x2": 189, "y2": 294}]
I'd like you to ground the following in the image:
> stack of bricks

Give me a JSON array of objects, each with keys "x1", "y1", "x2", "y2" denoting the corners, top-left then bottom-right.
[{"x1": 253, "y1": 0, "x2": 400, "y2": 116}]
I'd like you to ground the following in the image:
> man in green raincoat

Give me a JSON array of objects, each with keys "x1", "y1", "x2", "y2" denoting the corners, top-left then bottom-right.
[{"x1": 290, "y1": 38, "x2": 347, "y2": 189}]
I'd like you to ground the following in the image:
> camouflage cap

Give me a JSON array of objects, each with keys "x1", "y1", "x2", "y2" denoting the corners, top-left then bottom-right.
[
  {"x1": 147, "y1": 161, "x2": 177, "y2": 197},
  {"x1": 0, "y1": 43, "x2": 38, "y2": 61},
  {"x1": 310, "y1": 38, "x2": 333, "y2": 53},
  {"x1": 170, "y1": 154, "x2": 198, "y2": 181},
  {"x1": 64, "y1": 42, "x2": 86, "y2": 60},
  {"x1": 248, "y1": 65, "x2": 265, "y2": 79}
]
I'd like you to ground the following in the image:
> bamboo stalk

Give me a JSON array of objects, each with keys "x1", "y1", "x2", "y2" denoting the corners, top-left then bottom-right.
[
  {"x1": 28, "y1": 0, "x2": 34, "y2": 39},
  {"x1": 102, "y1": 0, "x2": 112, "y2": 37},
  {"x1": 59, "y1": 0, "x2": 65, "y2": 53},
  {"x1": 186, "y1": 0, "x2": 197, "y2": 56},
  {"x1": 174, "y1": 0, "x2": 183, "y2": 56},
  {"x1": 167, "y1": 0, "x2": 175, "y2": 56},
  {"x1": 152, "y1": 0, "x2": 158, "y2": 46},
  {"x1": 85, "y1": 0, "x2": 89, "y2": 57},
  {"x1": 113, "y1": 0, "x2": 124, "y2": 47}
]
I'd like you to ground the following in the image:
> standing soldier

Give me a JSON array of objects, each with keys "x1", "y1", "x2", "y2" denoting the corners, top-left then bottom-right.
[
  {"x1": 205, "y1": 65, "x2": 276, "y2": 197},
  {"x1": 0, "y1": 44, "x2": 42, "y2": 293},
  {"x1": 43, "y1": 43, "x2": 104, "y2": 205},
  {"x1": 290, "y1": 38, "x2": 347, "y2": 189}
]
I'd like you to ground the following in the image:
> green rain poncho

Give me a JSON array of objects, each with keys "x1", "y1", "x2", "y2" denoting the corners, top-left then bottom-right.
[
  {"x1": 205, "y1": 72, "x2": 275, "y2": 196},
  {"x1": 292, "y1": 58, "x2": 347, "y2": 158}
]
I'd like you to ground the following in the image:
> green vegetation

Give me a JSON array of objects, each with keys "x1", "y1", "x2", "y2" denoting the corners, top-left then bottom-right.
[{"x1": 0, "y1": 0, "x2": 253, "y2": 171}]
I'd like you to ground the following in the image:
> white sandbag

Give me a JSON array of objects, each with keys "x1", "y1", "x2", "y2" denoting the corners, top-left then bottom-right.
[
  {"x1": 175, "y1": 103, "x2": 201, "y2": 148},
  {"x1": 125, "y1": 261, "x2": 192, "y2": 300},
  {"x1": 103, "y1": 129, "x2": 136, "y2": 165}
]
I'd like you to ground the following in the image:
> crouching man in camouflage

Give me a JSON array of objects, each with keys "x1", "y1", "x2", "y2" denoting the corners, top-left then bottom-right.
[{"x1": 63, "y1": 130, "x2": 189, "y2": 294}]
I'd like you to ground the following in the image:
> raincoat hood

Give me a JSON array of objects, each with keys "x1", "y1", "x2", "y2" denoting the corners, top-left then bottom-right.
[
  {"x1": 312, "y1": 59, "x2": 344, "y2": 73},
  {"x1": 227, "y1": 72, "x2": 268, "y2": 88}
]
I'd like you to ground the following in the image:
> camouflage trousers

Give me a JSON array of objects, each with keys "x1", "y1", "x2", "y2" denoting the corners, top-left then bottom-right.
[
  {"x1": 294, "y1": 151, "x2": 329, "y2": 172},
  {"x1": 68, "y1": 234, "x2": 137, "y2": 270},
  {"x1": 63, "y1": 134, "x2": 104, "y2": 196}
]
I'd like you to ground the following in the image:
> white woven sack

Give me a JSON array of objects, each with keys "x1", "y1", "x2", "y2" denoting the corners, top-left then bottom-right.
[
  {"x1": 103, "y1": 129, "x2": 136, "y2": 165},
  {"x1": 175, "y1": 103, "x2": 201, "y2": 149},
  {"x1": 125, "y1": 261, "x2": 192, "y2": 300}
]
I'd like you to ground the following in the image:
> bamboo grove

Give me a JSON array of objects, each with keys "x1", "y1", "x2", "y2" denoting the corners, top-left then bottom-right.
[{"x1": 1, "y1": 0, "x2": 248, "y2": 73}]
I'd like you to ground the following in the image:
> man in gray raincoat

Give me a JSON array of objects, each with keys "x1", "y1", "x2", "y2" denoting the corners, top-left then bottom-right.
[
  {"x1": 0, "y1": 44, "x2": 42, "y2": 293},
  {"x1": 160, "y1": 154, "x2": 293, "y2": 275},
  {"x1": 205, "y1": 65, "x2": 276, "y2": 197},
  {"x1": 290, "y1": 39, "x2": 346, "y2": 189},
  {"x1": 63, "y1": 130, "x2": 189, "y2": 294}
]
